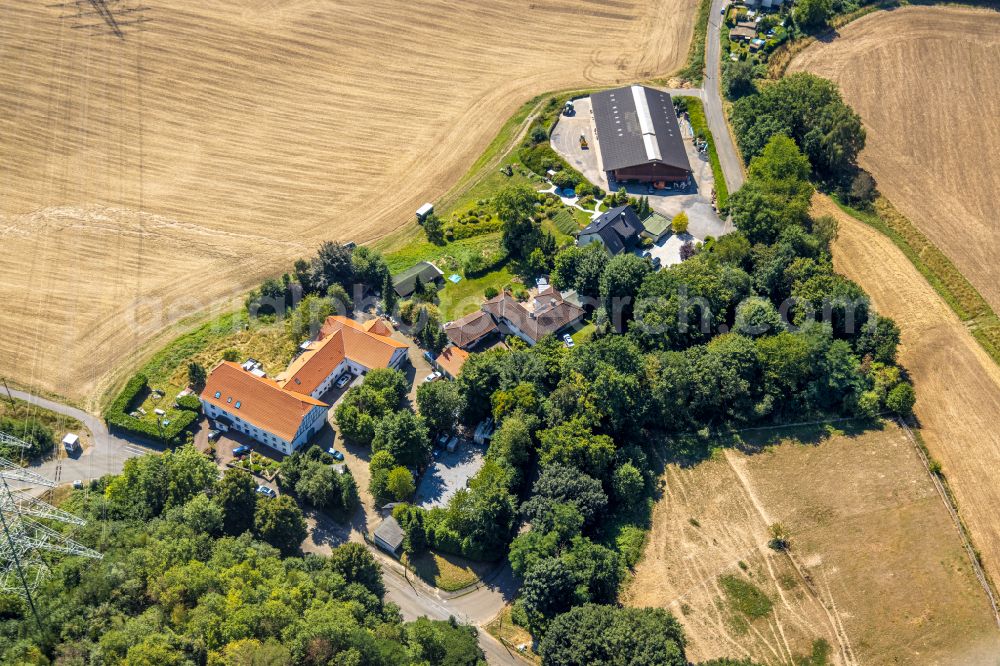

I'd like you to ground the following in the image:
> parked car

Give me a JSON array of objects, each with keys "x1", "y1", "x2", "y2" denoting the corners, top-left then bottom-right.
[
  {"x1": 423, "y1": 350, "x2": 436, "y2": 364},
  {"x1": 563, "y1": 333, "x2": 575, "y2": 348},
  {"x1": 207, "y1": 429, "x2": 221, "y2": 442},
  {"x1": 256, "y1": 485, "x2": 277, "y2": 498},
  {"x1": 72, "y1": 480, "x2": 84, "y2": 490},
  {"x1": 423, "y1": 371, "x2": 442, "y2": 383},
  {"x1": 336, "y1": 373, "x2": 352, "y2": 389},
  {"x1": 232, "y1": 444, "x2": 250, "y2": 458},
  {"x1": 436, "y1": 432, "x2": 451, "y2": 448},
  {"x1": 327, "y1": 447, "x2": 345, "y2": 461}
]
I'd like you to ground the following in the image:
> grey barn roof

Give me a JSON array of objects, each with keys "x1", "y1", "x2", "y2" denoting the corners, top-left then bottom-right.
[{"x1": 591, "y1": 85, "x2": 692, "y2": 174}]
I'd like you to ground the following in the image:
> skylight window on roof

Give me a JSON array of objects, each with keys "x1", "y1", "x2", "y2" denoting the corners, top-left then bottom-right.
[
  {"x1": 227, "y1": 397, "x2": 232, "y2": 403},
  {"x1": 214, "y1": 391, "x2": 221, "y2": 398},
  {"x1": 235, "y1": 401, "x2": 241, "y2": 409}
]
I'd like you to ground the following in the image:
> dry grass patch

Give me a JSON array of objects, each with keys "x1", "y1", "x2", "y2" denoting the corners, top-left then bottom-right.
[
  {"x1": 623, "y1": 421, "x2": 1000, "y2": 665},
  {"x1": 789, "y1": 6, "x2": 1000, "y2": 313},
  {"x1": 485, "y1": 606, "x2": 540, "y2": 664},
  {"x1": 0, "y1": 0, "x2": 698, "y2": 407},
  {"x1": 402, "y1": 550, "x2": 494, "y2": 593}
]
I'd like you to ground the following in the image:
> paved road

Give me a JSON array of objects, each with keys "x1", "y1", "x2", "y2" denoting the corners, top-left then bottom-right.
[
  {"x1": 6, "y1": 388, "x2": 154, "y2": 486},
  {"x1": 704, "y1": 0, "x2": 746, "y2": 192},
  {"x1": 6, "y1": 388, "x2": 525, "y2": 664}
]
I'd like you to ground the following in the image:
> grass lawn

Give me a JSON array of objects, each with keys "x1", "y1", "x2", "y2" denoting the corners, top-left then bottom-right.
[
  {"x1": 0, "y1": 398, "x2": 83, "y2": 437},
  {"x1": 719, "y1": 574, "x2": 773, "y2": 620},
  {"x1": 401, "y1": 550, "x2": 494, "y2": 592},
  {"x1": 571, "y1": 322, "x2": 596, "y2": 345},
  {"x1": 438, "y1": 266, "x2": 518, "y2": 321},
  {"x1": 485, "y1": 606, "x2": 540, "y2": 663}
]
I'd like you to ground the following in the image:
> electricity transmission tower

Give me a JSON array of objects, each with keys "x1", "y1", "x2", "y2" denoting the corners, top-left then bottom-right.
[{"x1": 0, "y1": 431, "x2": 102, "y2": 625}]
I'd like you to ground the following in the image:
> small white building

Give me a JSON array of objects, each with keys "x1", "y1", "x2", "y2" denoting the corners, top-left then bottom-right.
[
  {"x1": 416, "y1": 202, "x2": 434, "y2": 222},
  {"x1": 62, "y1": 433, "x2": 80, "y2": 453}
]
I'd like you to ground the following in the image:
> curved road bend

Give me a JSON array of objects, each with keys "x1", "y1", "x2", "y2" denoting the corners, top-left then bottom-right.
[{"x1": 7, "y1": 389, "x2": 525, "y2": 663}]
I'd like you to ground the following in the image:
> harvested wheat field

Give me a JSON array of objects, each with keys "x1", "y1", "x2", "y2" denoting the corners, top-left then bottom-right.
[
  {"x1": 624, "y1": 420, "x2": 1000, "y2": 665},
  {"x1": 790, "y1": 6, "x2": 1000, "y2": 312},
  {"x1": 815, "y1": 193, "x2": 1000, "y2": 614},
  {"x1": 0, "y1": 0, "x2": 697, "y2": 407}
]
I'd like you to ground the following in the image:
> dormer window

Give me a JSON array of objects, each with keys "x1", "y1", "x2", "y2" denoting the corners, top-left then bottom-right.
[{"x1": 227, "y1": 397, "x2": 232, "y2": 403}]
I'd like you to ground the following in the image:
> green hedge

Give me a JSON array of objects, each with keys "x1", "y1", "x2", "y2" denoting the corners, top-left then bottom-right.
[
  {"x1": 680, "y1": 96, "x2": 729, "y2": 210},
  {"x1": 175, "y1": 394, "x2": 203, "y2": 412},
  {"x1": 104, "y1": 374, "x2": 197, "y2": 445}
]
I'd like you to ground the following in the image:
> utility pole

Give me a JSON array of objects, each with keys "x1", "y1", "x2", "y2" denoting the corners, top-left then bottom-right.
[
  {"x1": 1, "y1": 379, "x2": 14, "y2": 408},
  {"x1": 0, "y1": 431, "x2": 103, "y2": 629}
]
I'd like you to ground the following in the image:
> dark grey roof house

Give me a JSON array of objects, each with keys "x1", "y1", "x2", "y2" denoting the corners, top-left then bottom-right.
[
  {"x1": 577, "y1": 205, "x2": 643, "y2": 255},
  {"x1": 373, "y1": 516, "x2": 405, "y2": 555},
  {"x1": 392, "y1": 261, "x2": 444, "y2": 299},
  {"x1": 591, "y1": 85, "x2": 693, "y2": 184}
]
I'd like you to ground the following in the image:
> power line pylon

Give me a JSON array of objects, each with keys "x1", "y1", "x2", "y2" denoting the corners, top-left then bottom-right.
[{"x1": 0, "y1": 432, "x2": 102, "y2": 627}]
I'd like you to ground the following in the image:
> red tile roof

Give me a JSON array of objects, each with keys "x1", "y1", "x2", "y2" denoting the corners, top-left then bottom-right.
[
  {"x1": 279, "y1": 331, "x2": 347, "y2": 396},
  {"x1": 319, "y1": 316, "x2": 408, "y2": 369},
  {"x1": 435, "y1": 346, "x2": 469, "y2": 378},
  {"x1": 200, "y1": 362, "x2": 327, "y2": 442}
]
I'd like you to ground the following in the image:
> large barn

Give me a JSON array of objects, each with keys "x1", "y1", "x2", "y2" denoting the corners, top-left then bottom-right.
[{"x1": 590, "y1": 85, "x2": 692, "y2": 186}]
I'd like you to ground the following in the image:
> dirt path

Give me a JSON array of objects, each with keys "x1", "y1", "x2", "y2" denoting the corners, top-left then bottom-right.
[{"x1": 819, "y1": 193, "x2": 1000, "y2": 591}]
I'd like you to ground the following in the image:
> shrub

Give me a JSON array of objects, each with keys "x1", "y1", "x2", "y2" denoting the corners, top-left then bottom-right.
[
  {"x1": 175, "y1": 395, "x2": 202, "y2": 412},
  {"x1": 484, "y1": 286, "x2": 499, "y2": 299}
]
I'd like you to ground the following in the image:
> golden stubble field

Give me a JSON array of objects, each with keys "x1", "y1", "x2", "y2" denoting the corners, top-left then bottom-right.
[
  {"x1": 0, "y1": 0, "x2": 697, "y2": 407},
  {"x1": 789, "y1": 6, "x2": 1000, "y2": 312},
  {"x1": 624, "y1": 421, "x2": 1000, "y2": 665}
]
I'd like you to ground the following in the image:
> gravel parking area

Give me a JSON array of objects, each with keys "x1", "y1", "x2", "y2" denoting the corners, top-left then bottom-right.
[{"x1": 415, "y1": 441, "x2": 487, "y2": 509}]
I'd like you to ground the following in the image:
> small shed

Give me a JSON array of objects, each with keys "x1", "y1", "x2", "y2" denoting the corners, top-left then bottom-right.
[
  {"x1": 374, "y1": 516, "x2": 405, "y2": 555},
  {"x1": 62, "y1": 433, "x2": 80, "y2": 453},
  {"x1": 416, "y1": 203, "x2": 434, "y2": 222},
  {"x1": 392, "y1": 261, "x2": 445, "y2": 299}
]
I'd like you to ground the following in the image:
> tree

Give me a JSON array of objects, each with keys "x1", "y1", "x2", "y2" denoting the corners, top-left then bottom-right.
[
  {"x1": 722, "y1": 58, "x2": 757, "y2": 100},
  {"x1": 734, "y1": 297, "x2": 784, "y2": 338},
  {"x1": 187, "y1": 361, "x2": 207, "y2": 389},
  {"x1": 253, "y1": 495, "x2": 308, "y2": 557},
  {"x1": 680, "y1": 241, "x2": 697, "y2": 261},
  {"x1": 372, "y1": 410, "x2": 431, "y2": 468},
  {"x1": 405, "y1": 617, "x2": 486, "y2": 666},
  {"x1": 539, "y1": 604, "x2": 687, "y2": 666},
  {"x1": 296, "y1": 462, "x2": 357, "y2": 512},
  {"x1": 886, "y1": 382, "x2": 916, "y2": 416},
  {"x1": 417, "y1": 380, "x2": 465, "y2": 435},
  {"x1": 600, "y1": 253, "x2": 652, "y2": 332},
  {"x1": 368, "y1": 450, "x2": 397, "y2": 501},
  {"x1": 216, "y1": 468, "x2": 258, "y2": 535},
  {"x1": 518, "y1": 557, "x2": 579, "y2": 631},
  {"x1": 611, "y1": 462, "x2": 644, "y2": 509},
  {"x1": 671, "y1": 211, "x2": 689, "y2": 235},
  {"x1": 731, "y1": 73, "x2": 865, "y2": 180},
  {"x1": 422, "y1": 212, "x2": 446, "y2": 245},
  {"x1": 793, "y1": 0, "x2": 833, "y2": 30},
  {"x1": 382, "y1": 272, "x2": 397, "y2": 314},
  {"x1": 521, "y1": 464, "x2": 608, "y2": 530},
  {"x1": 495, "y1": 184, "x2": 541, "y2": 258},
  {"x1": 536, "y1": 418, "x2": 616, "y2": 479},
  {"x1": 327, "y1": 541, "x2": 385, "y2": 598},
  {"x1": 552, "y1": 242, "x2": 610, "y2": 299},
  {"x1": 182, "y1": 494, "x2": 224, "y2": 535},
  {"x1": 847, "y1": 170, "x2": 877, "y2": 206},
  {"x1": 308, "y1": 241, "x2": 354, "y2": 294},
  {"x1": 386, "y1": 466, "x2": 416, "y2": 501},
  {"x1": 856, "y1": 314, "x2": 901, "y2": 364}
]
